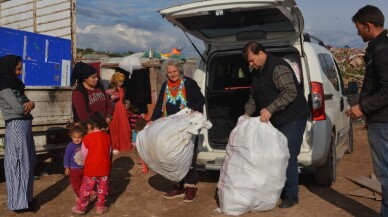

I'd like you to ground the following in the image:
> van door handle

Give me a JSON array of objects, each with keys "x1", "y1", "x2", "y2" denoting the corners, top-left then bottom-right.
[{"x1": 340, "y1": 97, "x2": 344, "y2": 111}]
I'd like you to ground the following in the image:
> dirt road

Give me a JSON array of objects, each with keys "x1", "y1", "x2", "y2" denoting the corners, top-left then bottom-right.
[{"x1": 0, "y1": 122, "x2": 381, "y2": 217}]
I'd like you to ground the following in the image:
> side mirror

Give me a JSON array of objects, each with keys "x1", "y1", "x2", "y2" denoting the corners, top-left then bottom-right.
[{"x1": 347, "y1": 81, "x2": 359, "y2": 94}]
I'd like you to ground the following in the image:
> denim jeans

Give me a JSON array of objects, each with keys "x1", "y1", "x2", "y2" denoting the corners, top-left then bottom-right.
[
  {"x1": 178, "y1": 137, "x2": 199, "y2": 187},
  {"x1": 368, "y1": 123, "x2": 388, "y2": 217},
  {"x1": 277, "y1": 117, "x2": 307, "y2": 198}
]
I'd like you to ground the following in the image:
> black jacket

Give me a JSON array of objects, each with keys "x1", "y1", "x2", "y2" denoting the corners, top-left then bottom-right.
[
  {"x1": 151, "y1": 77, "x2": 205, "y2": 121},
  {"x1": 360, "y1": 30, "x2": 388, "y2": 123},
  {"x1": 251, "y1": 54, "x2": 308, "y2": 128}
]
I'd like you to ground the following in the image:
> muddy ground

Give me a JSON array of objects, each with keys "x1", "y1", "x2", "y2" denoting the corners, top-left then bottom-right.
[{"x1": 0, "y1": 122, "x2": 381, "y2": 217}]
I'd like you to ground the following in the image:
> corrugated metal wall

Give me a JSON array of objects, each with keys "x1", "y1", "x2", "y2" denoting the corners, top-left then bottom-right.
[{"x1": 0, "y1": 0, "x2": 73, "y2": 39}]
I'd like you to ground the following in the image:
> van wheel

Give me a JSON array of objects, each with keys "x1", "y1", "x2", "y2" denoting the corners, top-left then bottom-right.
[
  {"x1": 314, "y1": 132, "x2": 337, "y2": 186},
  {"x1": 345, "y1": 121, "x2": 354, "y2": 154}
]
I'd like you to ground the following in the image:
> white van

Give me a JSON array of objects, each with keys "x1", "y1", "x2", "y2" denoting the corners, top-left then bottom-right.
[{"x1": 159, "y1": 0, "x2": 355, "y2": 186}]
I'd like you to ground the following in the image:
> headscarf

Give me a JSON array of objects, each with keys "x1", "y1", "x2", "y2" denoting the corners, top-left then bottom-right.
[
  {"x1": 0, "y1": 55, "x2": 25, "y2": 94},
  {"x1": 71, "y1": 61, "x2": 97, "y2": 86}
]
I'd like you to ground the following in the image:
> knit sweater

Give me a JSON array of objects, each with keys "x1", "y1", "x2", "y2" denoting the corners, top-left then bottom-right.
[{"x1": 0, "y1": 88, "x2": 32, "y2": 122}]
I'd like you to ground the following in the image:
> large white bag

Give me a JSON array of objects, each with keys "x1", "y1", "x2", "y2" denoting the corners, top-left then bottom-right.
[
  {"x1": 217, "y1": 117, "x2": 290, "y2": 216},
  {"x1": 136, "y1": 109, "x2": 212, "y2": 182}
]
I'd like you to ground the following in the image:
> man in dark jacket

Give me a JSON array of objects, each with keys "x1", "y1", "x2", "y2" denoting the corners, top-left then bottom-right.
[
  {"x1": 346, "y1": 5, "x2": 388, "y2": 216},
  {"x1": 243, "y1": 41, "x2": 308, "y2": 208}
]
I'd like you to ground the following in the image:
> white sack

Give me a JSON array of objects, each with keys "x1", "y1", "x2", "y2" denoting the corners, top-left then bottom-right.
[
  {"x1": 137, "y1": 108, "x2": 212, "y2": 182},
  {"x1": 217, "y1": 117, "x2": 290, "y2": 215}
]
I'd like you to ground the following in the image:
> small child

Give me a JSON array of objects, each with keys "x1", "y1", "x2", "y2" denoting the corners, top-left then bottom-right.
[
  {"x1": 105, "y1": 83, "x2": 119, "y2": 101},
  {"x1": 128, "y1": 106, "x2": 142, "y2": 147},
  {"x1": 134, "y1": 118, "x2": 148, "y2": 173},
  {"x1": 71, "y1": 113, "x2": 111, "y2": 215},
  {"x1": 64, "y1": 125, "x2": 86, "y2": 201}
]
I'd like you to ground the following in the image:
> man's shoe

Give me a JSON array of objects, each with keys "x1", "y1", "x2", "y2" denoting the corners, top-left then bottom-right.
[
  {"x1": 279, "y1": 196, "x2": 298, "y2": 208},
  {"x1": 183, "y1": 187, "x2": 197, "y2": 203},
  {"x1": 163, "y1": 188, "x2": 185, "y2": 199}
]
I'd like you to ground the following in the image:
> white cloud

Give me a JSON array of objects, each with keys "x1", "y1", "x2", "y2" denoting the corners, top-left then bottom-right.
[
  {"x1": 76, "y1": 23, "x2": 188, "y2": 53},
  {"x1": 76, "y1": 23, "x2": 205, "y2": 58}
]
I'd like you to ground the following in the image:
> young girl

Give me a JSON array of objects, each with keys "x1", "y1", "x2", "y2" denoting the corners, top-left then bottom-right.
[
  {"x1": 64, "y1": 125, "x2": 86, "y2": 201},
  {"x1": 134, "y1": 118, "x2": 148, "y2": 173},
  {"x1": 71, "y1": 113, "x2": 111, "y2": 215},
  {"x1": 128, "y1": 106, "x2": 142, "y2": 147},
  {"x1": 108, "y1": 72, "x2": 132, "y2": 154}
]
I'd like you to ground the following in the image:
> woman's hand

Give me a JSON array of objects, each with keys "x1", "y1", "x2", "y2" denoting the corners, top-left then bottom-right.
[
  {"x1": 23, "y1": 101, "x2": 35, "y2": 115},
  {"x1": 147, "y1": 121, "x2": 153, "y2": 126},
  {"x1": 106, "y1": 117, "x2": 111, "y2": 124},
  {"x1": 64, "y1": 168, "x2": 70, "y2": 176}
]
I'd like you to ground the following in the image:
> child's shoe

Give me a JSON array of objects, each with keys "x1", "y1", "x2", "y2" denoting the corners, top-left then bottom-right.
[
  {"x1": 112, "y1": 149, "x2": 120, "y2": 155},
  {"x1": 96, "y1": 206, "x2": 109, "y2": 214},
  {"x1": 71, "y1": 206, "x2": 85, "y2": 215},
  {"x1": 140, "y1": 159, "x2": 148, "y2": 173}
]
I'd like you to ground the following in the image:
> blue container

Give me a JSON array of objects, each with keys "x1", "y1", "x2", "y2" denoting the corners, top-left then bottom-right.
[{"x1": 0, "y1": 26, "x2": 72, "y2": 86}]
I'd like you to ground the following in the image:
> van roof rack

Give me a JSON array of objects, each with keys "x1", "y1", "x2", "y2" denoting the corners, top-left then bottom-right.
[{"x1": 303, "y1": 33, "x2": 325, "y2": 47}]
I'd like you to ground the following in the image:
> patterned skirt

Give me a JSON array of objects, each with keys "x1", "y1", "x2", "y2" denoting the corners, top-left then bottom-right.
[{"x1": 4, "y1": 119, "x2": 36, "y2": 210}]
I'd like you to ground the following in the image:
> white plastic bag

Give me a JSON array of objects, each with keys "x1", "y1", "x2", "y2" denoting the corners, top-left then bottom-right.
[
  {"x1": 136, "y1": 108, "x2": 212, "y2": 182},
  {"x1": 217, "y1": 116, "x2": 290, "y2": 215},
  {"x1": 119, "y1": 55, "x2": 144, "y2": 73}
]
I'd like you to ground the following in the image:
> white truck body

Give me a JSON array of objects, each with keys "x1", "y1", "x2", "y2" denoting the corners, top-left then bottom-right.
[{"x1": 0, "y1": 0, "x2": 76, "y2": 157}]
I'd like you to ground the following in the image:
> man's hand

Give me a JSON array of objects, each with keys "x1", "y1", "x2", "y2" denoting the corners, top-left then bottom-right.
[
  {"x1": 64, "y1": 168, "x2": 70, "y2": 176},
  {"x1": 345, "y1": 104, "x2": 363, "y2": 119},
  {"x1": 260, "y1": 108, "x2": 272, "y2": 123},
  {"x1": 23, "y1": 101, "x2": 35, "y2": 115},
  {"x1": 147, "y1": 121, "x2": 153, "y2": 126},
  {"x1": 242, "y1": 113, "x2": 250, "y2": 119}
]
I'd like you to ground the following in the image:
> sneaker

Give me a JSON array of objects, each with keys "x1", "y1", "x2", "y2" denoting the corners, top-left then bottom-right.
[
  {"x1": 71, "y1": 206, "x2": 85, "y2": 215},
  {"x1": 163, "y1": 187, "x2": 185, "y2": 199},
  {"x1": 112, "y1": 149, "x2": 120, "y2": 155},
  {"x1": 279, "y1": 196, "x2": 298, "y2": 208},
  {"x1": 183, "y1": 187, "x2": 197, "y2": 203},
  {"x1": 96, "y1": 206, "x2": 109, "y2": 214},
  {"x1": 141, "y1": 160, "x2": 148, "y2": 173}
]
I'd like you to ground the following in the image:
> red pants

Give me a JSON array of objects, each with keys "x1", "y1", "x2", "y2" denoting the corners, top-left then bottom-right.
[
  {"x1": 69, "y1": 168, "x2": 84, "y2": 197},
  {"x1": 76, "y1": 176, "x2": 109, "y2": 211}
]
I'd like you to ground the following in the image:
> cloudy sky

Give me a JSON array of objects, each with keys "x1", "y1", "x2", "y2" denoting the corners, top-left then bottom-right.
[{"x1": 76, "y1": 0, "x2": 388, "y2": 57}]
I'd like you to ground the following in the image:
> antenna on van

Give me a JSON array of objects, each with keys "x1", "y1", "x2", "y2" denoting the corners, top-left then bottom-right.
[{"x1": 182, "y1": 31, "x2": 207, "y2": 63}]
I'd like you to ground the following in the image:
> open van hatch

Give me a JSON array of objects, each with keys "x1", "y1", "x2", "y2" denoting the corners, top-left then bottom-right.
[{"x1": 159, "y1": 0, "x2": 304, "y2": 47}]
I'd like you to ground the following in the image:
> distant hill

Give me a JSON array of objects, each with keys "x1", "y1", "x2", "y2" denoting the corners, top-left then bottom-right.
[{"x1": 329, "y1": 47, "x2": 365, "y2": 78}]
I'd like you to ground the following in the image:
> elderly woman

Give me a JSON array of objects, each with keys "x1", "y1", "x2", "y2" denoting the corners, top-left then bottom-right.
[
  {"x1": 151, "y1": 59, "x2": 205, "y2": 203},
  {"x1": 0, "y1": 55, "x2": 36, "y2": 211},
  {"x1": 71, "y1": 62, "x2": 113, "y2": 124}
]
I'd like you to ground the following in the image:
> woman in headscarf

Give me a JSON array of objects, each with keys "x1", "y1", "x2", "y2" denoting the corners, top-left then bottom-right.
[
  {"x1": 0, "y1": 55, "x2": 36, "y2": 211},
  {"x1": 71, "y1": 62, "x2": 113, "y2": 125},
  {"x1": 150, "y1": 59, "x2": 205, "y2": 203}
]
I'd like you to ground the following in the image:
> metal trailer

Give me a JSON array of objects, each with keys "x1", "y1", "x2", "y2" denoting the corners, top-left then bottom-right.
[{"x1": 0, "y1": 0, "x2": 76, "y2": 158}]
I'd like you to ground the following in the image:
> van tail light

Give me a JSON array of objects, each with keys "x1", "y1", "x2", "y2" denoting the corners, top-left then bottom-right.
[{"x1": 311, "y1": 82, "x2": 326, "y2": 121}]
